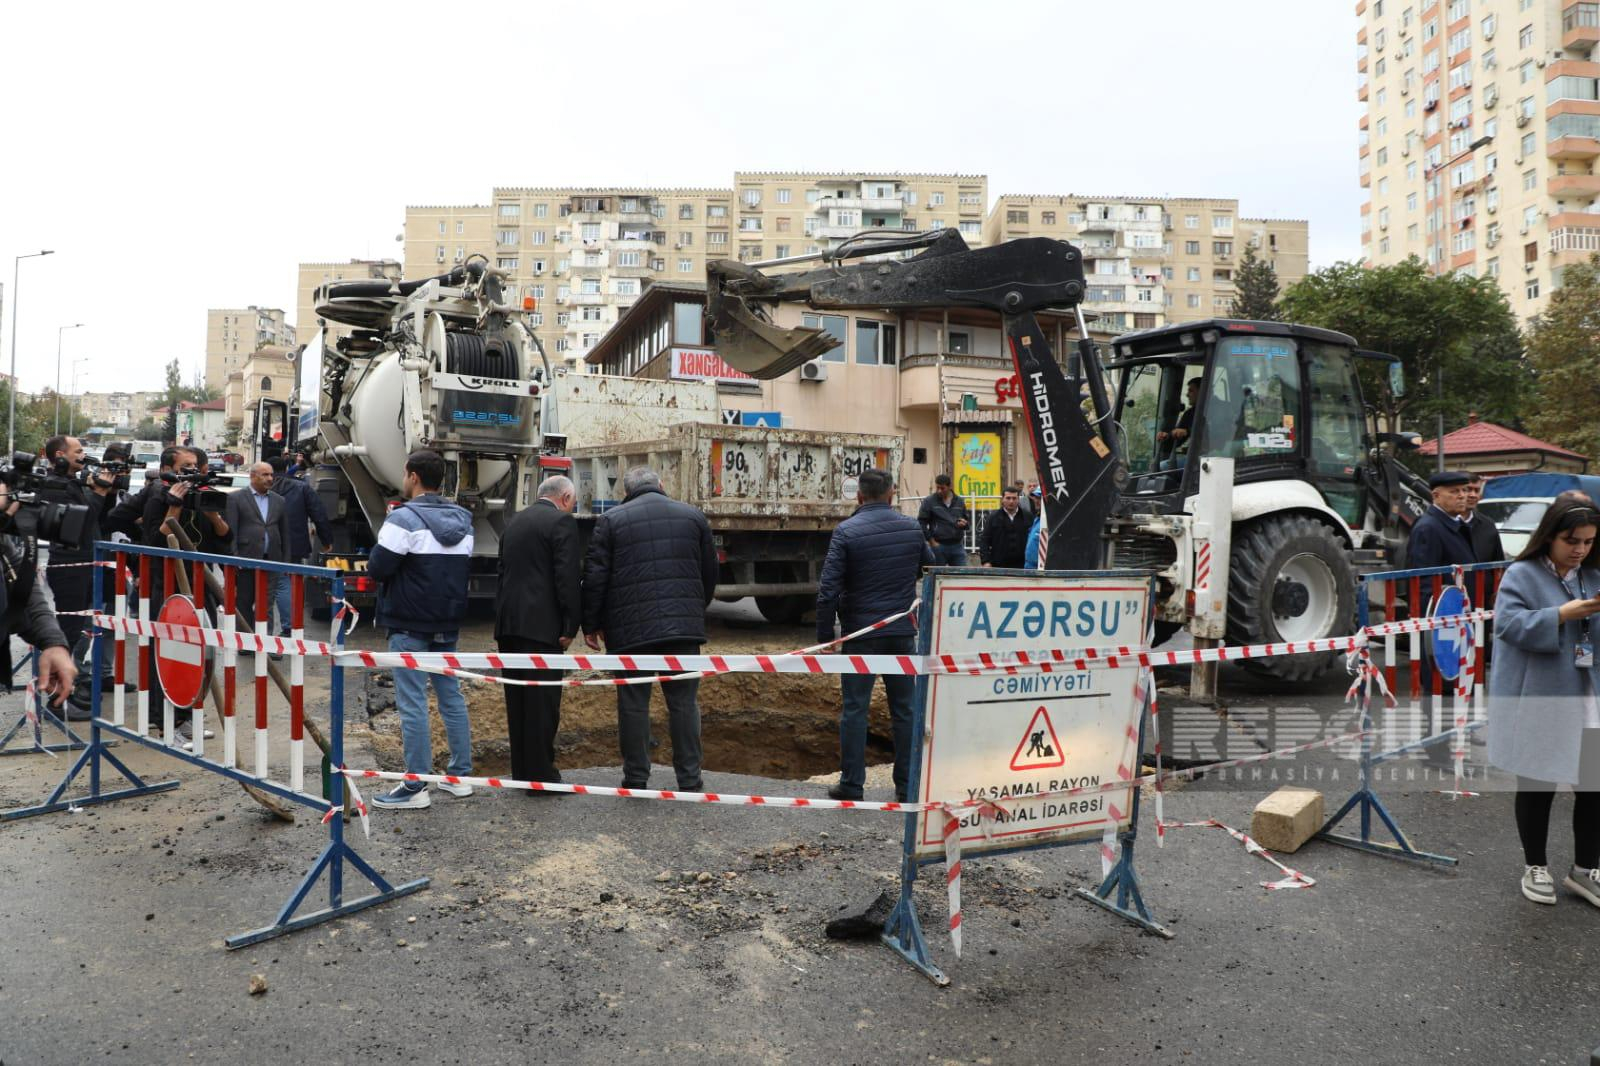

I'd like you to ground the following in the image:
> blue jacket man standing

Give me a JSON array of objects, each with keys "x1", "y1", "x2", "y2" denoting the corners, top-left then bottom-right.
[
  {"x1": 368, "y1": 450, "x2": 476, "y2": 810},
  {"x1": 268, "y1": 455, "x2": 335, "y2": 636},
  {"x1": 816, "y1": 468, "x2": 934, "y2": 802}
]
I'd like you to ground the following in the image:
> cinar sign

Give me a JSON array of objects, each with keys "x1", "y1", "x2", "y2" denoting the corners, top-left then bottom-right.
[{"x1": 951, "y1": 432, "x2": 1002, "y2": 498}]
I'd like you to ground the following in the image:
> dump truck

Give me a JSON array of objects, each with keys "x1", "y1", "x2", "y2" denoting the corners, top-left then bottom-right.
[{"x1": 567, "y1": 421, "x2": 902, "y2": 622}]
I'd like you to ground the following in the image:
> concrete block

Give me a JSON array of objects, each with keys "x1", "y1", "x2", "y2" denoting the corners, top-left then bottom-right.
[{"x1": 1250, "y1": 786, "x2": 1324, "y2": 854}]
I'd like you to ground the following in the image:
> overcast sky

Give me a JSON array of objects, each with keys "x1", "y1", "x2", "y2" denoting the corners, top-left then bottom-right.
[{"x1": 0, "y1": 0, "x2": 1361, "y2": 396}]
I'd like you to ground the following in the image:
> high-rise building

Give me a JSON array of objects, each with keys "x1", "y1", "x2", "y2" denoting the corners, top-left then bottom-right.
[
  {"x1": 731, "y1": 172, "x2": 988, "y2": 258},
  {"x1": 984, "y1": 195, "x2": 1309, "y2": 330},
  {"x1": 1358, "y1": 0, "x2": 1600, "y2": 322},
  {"x1": 205, "y1": 307, "x2": 294, "y2": 391},
  {"x1": 75, "y1": 390, "x2": 164, "y2": 430}
]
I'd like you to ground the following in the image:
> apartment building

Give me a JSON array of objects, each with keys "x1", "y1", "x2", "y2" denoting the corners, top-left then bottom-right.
[
  {"x1": 205, "y1": 307, "x2": 294, "y2": 391},
  {"x1": 1358, "y1": 0, "x2": 1600, "y2": 322},
  {"x1": 224, "y1": 345, "x2": 296, "y2": 429},
  {"x1": 75, "y1": 390, "x2": 164, "y2": 430},
  {"x1": 730, "y1": 172, "x2": 988, "y2": 259},
  {"x1": 984, "y1": 195, "x2": 1310, "y2": 330},
  {"x1": 400, "y1": 174, "x2": 988, "y2": 372},
  {"x1": 295, "y1": 258, "x2": 404, "y2": 355}
]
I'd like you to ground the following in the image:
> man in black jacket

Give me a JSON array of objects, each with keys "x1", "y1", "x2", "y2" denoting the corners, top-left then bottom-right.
[
  {"x1": 496, "y1": 475, "x2": 581, "y2": 789},
  {"x1": 816, "y1": 468, "x2": 934, "y2": 802},
  {"x1": 1461, "y1": 472, "x2": 1506, "y2": 564},
  {"x1": 38, "y1": 435, "x2": 117, "y2": 652},
  {"x1": 581, "y1": 466, "x2": 717, "y2": 791},
  {"x1": 269, "y1": 456, "x2": 334, "y2": 637},
  {"x1": 917, "y1": 473, "x2": 969, "y2": 566},
  {"x1": 978, "y1": 486, "x2": 1030, "y2": 569}
]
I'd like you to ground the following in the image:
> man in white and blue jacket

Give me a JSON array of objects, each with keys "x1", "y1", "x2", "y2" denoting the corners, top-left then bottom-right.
[{"x1": 368, "y1": 450, "x2": 476, "y2": 810}]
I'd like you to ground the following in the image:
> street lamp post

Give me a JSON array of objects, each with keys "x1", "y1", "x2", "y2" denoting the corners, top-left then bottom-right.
[
  {"x1": 54, "y1": 322, "x2": 84, "y2": 436},
  {"x1": 68, "y1": 355, "x2": 91, "y2": 436},
  {"x1": 8, "y1": 249, "x2": 55, "y2": 455},
  {"x1": 1432, "y1": 133, "x2": 1493, "y2": 472}
]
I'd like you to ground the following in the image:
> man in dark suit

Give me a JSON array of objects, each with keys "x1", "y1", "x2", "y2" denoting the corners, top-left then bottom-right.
[
  {"x1": 496, "y1": 475, "x2": 581, "y2": 789},
  {"x1": 224, "y1": 462, "x2": 292, "y2": 630},
  {"x1": 1405, "y1": 469, "x2": 1478, "y2": 769}
]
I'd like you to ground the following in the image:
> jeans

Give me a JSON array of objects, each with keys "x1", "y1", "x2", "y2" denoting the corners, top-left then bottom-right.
[
  {"x1": 274, "y1": 559, "x2": 312, "y2": 635},
  {"x1": 616, "y1": 640, "x2": 703, "y2": 789},
  {"x1": 389, "y1": 631, "x2": 472, "y2": 786},
  {"x1": 238, "y1": 571, "x2": 284, "y2": 635},
  {"x1": 932, "y1": 542, "x2": 967, "y2": 567},
  {"x1": 838, "y1": 634, "x2": 917, "y2": 798}
]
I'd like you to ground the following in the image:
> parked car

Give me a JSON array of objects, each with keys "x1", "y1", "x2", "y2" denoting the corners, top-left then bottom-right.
[{"x1": 1480, "y1": 473, "x2": 1600, "y2": 557}]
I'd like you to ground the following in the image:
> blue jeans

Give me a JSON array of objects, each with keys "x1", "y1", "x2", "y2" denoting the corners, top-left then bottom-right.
[
  {"x1": 933, "y1": 542, "x2": 967, "y2": 567},
  {"x1": 389, "y1": 631, "x2": 472, "y2": 785},
  {"x1": 838, "y1": 634, "x2": 917, "y2": 797},
  {"x1": 275, "y1": 560, "x2": 310, "y2": 635}
]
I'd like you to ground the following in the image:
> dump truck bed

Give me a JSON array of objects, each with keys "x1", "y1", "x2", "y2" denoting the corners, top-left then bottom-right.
[{"x1": 568, "y1": 422, "x2": 903, "y2": 530}]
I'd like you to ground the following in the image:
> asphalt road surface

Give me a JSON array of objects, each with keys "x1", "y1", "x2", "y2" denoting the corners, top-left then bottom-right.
[{"x1": 2, "y1": 639, "x2": 1598, "y2": 1064}]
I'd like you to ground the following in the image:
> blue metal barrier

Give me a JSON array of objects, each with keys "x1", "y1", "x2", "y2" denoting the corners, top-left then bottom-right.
[
  {"x1": 1316, "y1": 559, "x2": 1509, "y2": 867},
  {"x1": 0, "y1": 542, "x2": 428, "y2": 948}
]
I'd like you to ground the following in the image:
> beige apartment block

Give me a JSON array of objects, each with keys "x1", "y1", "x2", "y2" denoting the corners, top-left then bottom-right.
[
  {"x1": 205, "y1": 307, "x2": 294, "y2": 392},
  {"x1": 295, "y1": 258, "x2": 403, "y2": 355},
  {"x1": 985, "y1": 195, "x2": 1309, "y2": 331},
  {"x1": 75, "y1": 390, "x2": 164, "y2": 430},
  {"x1": 1358, "y1": 0, "x2": 1600, "y2": 324},
  {"x1": 731, "y1": 172, "x2": 988, "y2": 259},
  {"x1": 226, "y1": 345, "x2": 296, "y2": 430}
]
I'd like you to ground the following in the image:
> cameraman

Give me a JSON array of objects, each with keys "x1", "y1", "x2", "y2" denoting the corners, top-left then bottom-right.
[
  {"x1": 142, "y1": 447, "x2": 230, "y2": 553},
  {"x1": 39, "y1": 435, "x2": 117, "y2": 651},
  {"x1": 0, "y1": 481, "x2": 78, "y2": 710}
]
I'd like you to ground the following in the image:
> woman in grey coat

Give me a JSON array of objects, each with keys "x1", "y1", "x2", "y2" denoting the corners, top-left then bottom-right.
[{"x1": 1488, "y1": 494, "x2": 1600, "y2": 907}]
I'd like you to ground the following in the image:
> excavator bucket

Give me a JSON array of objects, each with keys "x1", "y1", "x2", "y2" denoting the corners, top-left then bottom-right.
[{"x1": 705, "y1": 260, "x2": 841, "y2": 379}]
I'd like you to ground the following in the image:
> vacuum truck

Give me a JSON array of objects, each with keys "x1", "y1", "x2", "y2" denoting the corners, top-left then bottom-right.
[{"x1": 256, "y1": 256, "x2": 569, "y2": 600}]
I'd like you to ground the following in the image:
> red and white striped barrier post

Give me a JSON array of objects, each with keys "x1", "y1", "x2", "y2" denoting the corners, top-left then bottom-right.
[
  {"x1": 161, "y1": 556, "x2": 176, "y2": 745},
  {"x1": 289, "y1": 574, "x2": 305, "y2": 794},
  {"x1": 254, "y1": 568, "x2": 269, "y2": 777},
  {"x1": 111, "y1": 553, "x2": 127, "y2": 729},
  {"x1": 136, "y1": 554, "x2": 150, "y2": 737},
  {"x1": 222, "y1": 567, "x2": 237, "y2": 769},
  {"x1": 190, "y1": 556, "x2": 206, "y2": 759}
]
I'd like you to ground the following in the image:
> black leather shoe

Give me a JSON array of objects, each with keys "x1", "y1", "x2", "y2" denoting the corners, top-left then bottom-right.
[{"x1": 828, "y1": 784, "x2": 865, "y2": 801}]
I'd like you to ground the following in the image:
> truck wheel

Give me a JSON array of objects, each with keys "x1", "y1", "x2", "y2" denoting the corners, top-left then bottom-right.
[
  {"x1": 1226, "y1": 514, "x2": 1354, "y2": 683},
  {"x1": 756, "y1": 596, "x2": 811, "y2": 625}
]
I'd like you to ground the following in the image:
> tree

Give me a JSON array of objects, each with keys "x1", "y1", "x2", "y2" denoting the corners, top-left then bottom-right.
[
  {"x1": 0, "y1": 383, "x2": 89, "y2": 456},
  {"x1": 1525, "y1": 253, "x2": 1600, "y2": 460},
  {"x1": 1278, "y1": 257, "x2": 1528, "y2": 448},
  {"x1": 162, "y1": 358, "x2": 182, "y2": 444},
  {"x1": 1229, "y1": 245, "x2": 1281, "y2": 321}
]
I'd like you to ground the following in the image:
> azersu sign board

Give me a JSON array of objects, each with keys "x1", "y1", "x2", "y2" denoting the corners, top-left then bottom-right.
[{"x1": 911, "y1": 571, "x2": 1151, "y2": 859}]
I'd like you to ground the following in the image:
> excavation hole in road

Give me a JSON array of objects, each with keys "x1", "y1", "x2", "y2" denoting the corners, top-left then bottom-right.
[{"x1": 365, "y1": 670, "x2": 897, "y2": 781}]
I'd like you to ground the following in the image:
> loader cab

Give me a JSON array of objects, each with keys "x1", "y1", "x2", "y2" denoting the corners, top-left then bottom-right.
[{"x1": 1109, "y1": 320, "x2": 1371, "y2": 527}]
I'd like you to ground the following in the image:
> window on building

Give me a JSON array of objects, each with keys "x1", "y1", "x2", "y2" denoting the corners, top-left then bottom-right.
[
  {"x1": 1186, "y1": 266, "x2": 1201, "y2": 281},
  {"x1": 529, "y1": 230, "x2": 546, "y2": 246},
  {"x1": 1486, "y1": 256, "x2": 1500, "y2": 276},
  {"x1": 581, "y1": 306, "x2": 602, "y2": 321},
  {"x1": 1482, "y1": 46, "x2": 1496, "y2": 69},
  {"x1": 533, "y1": 203, "x2": 547, "y2": 218},
  {"x1": 708, "y1": 231, "x2": 728, "y2": 246},
  {"x1": 854, "y1": 320, "x2": 898, "y2": 366},
  {"x1": 1182, "y1": 214, "x2": 1197, "y2": 229},
  {"x1": 1213, "y1": 241, "x2": 1233, "y2": 256},
  {"x1": 1408, "y1": 222, "x2": 1420, "y2": 240},
  {"x1": 1186, "y1": 293, "x2": 1202, "y2": 308},
  {"x1": 1549, "y1": 75, "x2": 1600, "y2": 101},
  {"x1": 532, "y1": 260, "x2": 546, "y2": 275},
  {"x1": 1041, "y1": 210, "x2": 1056, "y2": 225},
  {"x1": 959, "y1": 220, "x2": 981, "y2": 235},
  {"x1": 260, "y1": 376, "x2": 272, "y2": 391},
  {"x1": 802, "y1": 313, "x2": 849, "y2": 362},
  {"x1": 1006, "y1": 209, "x2": 1029, "y2": 224},
  {"x1": 1378, "y1": 176, "x2": 1390, "y2": 196},
  {"x1": 496, "y1": 229, "x2": 518, "y2": 245},
  {"x1": 708, "y1": 205, "x2": 727, "y2": 218},
  {"x1": 584, "y1": 252, "x2": 600, "y2": 266},
  {"x1": 1447, "y1": 28, "x2": 1470, "y2": 56},
  {"x1": 1518, "y1": 24, "x2": 1533, "y2": 47},
  {"x1": 455, "y1": 246, "x2": 464, "y2": 260},
  {"x1": 1521, "y1": 131, "x2": 1536, "y2": 158},
  {"x1": 498, "y1": 203, "x2": 520, "y2": 217},
  {"x1": 580, "y1": 223, "x2": 600, "y2": 241},
  {"x1": 497, "y1": 257, "x2": 518, "y2": 270},
  {"x1": 1380, "y1": 236, "x2": 1392, "y2": 254},
  {"x1": 580, "y1": 278, "x2": 600, "y2": 294},
  {"x1": 617, "y1": 251, "x2": 642, "y2": 267},
  {"x1": 1423, "y1": 17, "x2": 1438, "y2": 40},
  {"x1": 1526, "y1": 277, "x2": 1540, "y2": 299},
  {"x1": 531, "y1": 285, "x2": 545, "y2": 299},
  {"x1": 741, "y1": 189, "x2": 761, "y2": 207},
  {"x1": 556, "y1": 311, "x2": 570, "y2": 326},
  {"x1": 738, "y1": 217, "x2": 762, "y2": 232},
  {"x1": 1185, "y1": 240, "x2": 1200, "y2": 254},
  {"x1": 677, "y1": 258, "x2": 692, "y2": 273}
]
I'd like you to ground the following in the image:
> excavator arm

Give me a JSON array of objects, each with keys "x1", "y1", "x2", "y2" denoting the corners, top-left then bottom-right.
[{"x1": 706, "y1": 231, "x2": 1125, "y2": 570}]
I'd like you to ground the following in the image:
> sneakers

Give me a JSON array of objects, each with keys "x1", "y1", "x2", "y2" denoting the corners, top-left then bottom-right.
[
  {"x1": 435, "y1": 779, "x2": 473, "y2": 798},
  {"x1": 1564, "y1": 865, "x2": 1600, "y2": 908},
  {"x1": 371, "y1": 784, "x2": 431, "y2": 810},
  {"x1": 173, "y1": 721, "x2": 216, "y2": 751},
  {"x1": 1522, "y1": 864, "x2": 1558, "y2": 905}
]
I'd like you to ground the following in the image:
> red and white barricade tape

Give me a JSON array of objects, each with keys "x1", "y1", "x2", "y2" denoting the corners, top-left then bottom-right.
[{"x1": 1157, "y1": 819, "x2": 1316, "y2": 890}]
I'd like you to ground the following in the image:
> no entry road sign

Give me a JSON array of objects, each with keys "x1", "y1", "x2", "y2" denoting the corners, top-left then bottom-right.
[{"x1": 155, "y1": 595, "x2": 207, "y2": 709}]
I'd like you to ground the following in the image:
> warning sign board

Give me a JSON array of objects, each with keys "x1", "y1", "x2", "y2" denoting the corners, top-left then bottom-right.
[
  {"x1": 155, "y1": 595, "x2": 208, "y2": 710},
  {"x1": 912, "y1": 571, "x2": 1150, "y2": 859}
]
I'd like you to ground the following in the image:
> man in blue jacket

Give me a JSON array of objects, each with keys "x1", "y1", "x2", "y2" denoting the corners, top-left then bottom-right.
[
  {"x1": 816, "y1": 468, "x2": 934, "y2": 802},
  {"x1": 268, "y1": 455, "x2": 334, "y2": 636},
  {"x1": 368, "y1": 450, "x2": 477, "y2": 810}
]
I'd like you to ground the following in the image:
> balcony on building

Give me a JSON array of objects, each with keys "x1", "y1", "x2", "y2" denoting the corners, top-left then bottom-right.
[
  {"x1": 817, "y1": 195, "x2": 904, "y2": 213},
  {"x1": 1564, "y1": 3, "x2": 1600, "y2": 47},
  {"x1": 568, "y1": 292, "x2": 607, "y2": 306},
  {"x1": 1548, "y1": 110, "x2": 1600, "y2": 160},
  {"x1": 1549, "y1": 216, "x2": 1600, "y2": 265}
]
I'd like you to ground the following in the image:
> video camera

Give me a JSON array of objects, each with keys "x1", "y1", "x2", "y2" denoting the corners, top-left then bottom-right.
[
  {"x1": 0, "y1": 452, "x2": 92, "y2": 550},
  {"x1": 84, "y1": 448, "x2": 132, "y2": 493},
  {"x1": 158, "y1": 469, "x2": 228, "y2": 514}
]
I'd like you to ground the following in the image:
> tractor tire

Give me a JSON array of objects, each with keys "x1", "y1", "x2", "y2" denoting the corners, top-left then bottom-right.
[
  {"x1": 1226, "y1": 514, "x2": 1355, "y2": 683},
  {"x1": 756, "y1": 595, "x2": 811, "y2": 625}
]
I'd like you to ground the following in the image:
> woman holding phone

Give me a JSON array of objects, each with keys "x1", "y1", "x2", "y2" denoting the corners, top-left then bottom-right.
[{"x1": 1489, "y1": 494, "x2": 1600, "y2": 907}]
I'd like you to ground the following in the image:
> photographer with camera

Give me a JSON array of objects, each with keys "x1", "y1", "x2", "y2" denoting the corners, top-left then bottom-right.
[
  {"x1": 38, "y1": 436, "x2": 118, "y2": 652},
  {"x1": 0, "y1": 469, "x2": 79, "y2": 713}
]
